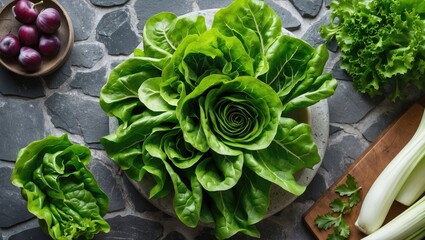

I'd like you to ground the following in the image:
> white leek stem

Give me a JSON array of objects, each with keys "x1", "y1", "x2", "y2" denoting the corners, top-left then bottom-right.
[
  {"x1": 406, "y1": 227, "x2": 425, "y2": 240},
  {"x1": 361, "y1": 196, "x2": 425, "y2": 240},
  {"x1": 355, "y1": 110, "x2": 425, "y2": 234},
  {"x1": 396, "y1": 156, "x2": 425, "y2": 206}
]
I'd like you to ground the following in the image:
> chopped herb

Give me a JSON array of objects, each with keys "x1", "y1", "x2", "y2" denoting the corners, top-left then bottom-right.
[{"x1": 315, "y1": 174, "x2": 362, "y2": 239}]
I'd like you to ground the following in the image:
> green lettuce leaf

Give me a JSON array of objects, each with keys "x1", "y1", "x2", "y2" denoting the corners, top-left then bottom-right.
[
  {"x1": 177, "y1": 74, "x2": 283, "y2": 155},
  {"x1": 195, "y1": 151, "x2": 244, "y2": 191},
  {"x1": 244, "y1": 117, "x2": 320, "y2": 195},
  {"x1": 321, "y1": 0, "x2": 425, "y2": 101},
  {"x1": 260, "y1": 37, "x2": 338, "y2": 113},
  {"x1": 11, "y1": 135, "x2": 110, "y2": 240},
  {"x1": 143, "y1": 12, "x2": 207, "y2": 58},
  {"x1": 212, "y1": 0, "x2": 282, "y2": 76},
  {"x1": 162, "y1": 29, "x2": 254, "y2": 97},
  {"x1": 208, "y1": 168, "x2": 271, "y2": 239},
  {"x1": 99, "y1": 57, "x2": 166, "y2": 123},
  {"x1": 98, "y1": 0, "x2": 337, "y2": 238}
]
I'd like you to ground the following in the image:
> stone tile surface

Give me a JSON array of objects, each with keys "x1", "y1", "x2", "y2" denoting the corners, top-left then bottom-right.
[
  {"x1": 45, "y1": 92, "x2": 109, "y2": 145},
  {"x1": 93, "y1": 215, "x2": 163, "y2": 240},
  {"x1": 0, "y1": 167, "x2": 34, "y2": 228},
  {"x1": 96, "y1": 8, "x2": 141, "y2": 55},
  {"x1": 0, "y1": 98, "x2": 46, "y2": 161},
  {"x1": 57, "y1": 0, "x2": 96, "y2": 41},
  {"x1": 8, "y1": 227, "x2": 49, "y2": 240},
  {"x1": 289, "y1": 0, "x2": 323, "y2": 17},
  {"x1": 90, "y1": 0, "x2": 130, "y2": 7},
  {"x1": 70, "y1": 42, "x2": 104, "y2": 69},
  {"x1": 0, "y1": 71, "x2": 44, "y2": 98},
  {"x1": 134, "y1": 0, "x2": 193, "y2": 31},
  {"x1": 1, "y1": 0, "x2": 424, "y2": 240},
  {"x1": 70, "y1": 66, "x2": 107, "y2": 97}
]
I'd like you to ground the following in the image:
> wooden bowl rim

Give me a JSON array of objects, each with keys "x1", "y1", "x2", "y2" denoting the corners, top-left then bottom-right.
[{"x1": 0, "y1": 0, "x2": 74, "y2": 77}]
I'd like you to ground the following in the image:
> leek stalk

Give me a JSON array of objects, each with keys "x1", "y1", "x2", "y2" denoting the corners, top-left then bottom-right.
[
  {"x1": 396, "y1": 155, "x2": 425, "y2": 206},
  {"x1": 361, "y1": 196, "x2": 425, "y2": 240},
  {"x1": 355, "y1": 110, "x2": 425, "y2": 234}
]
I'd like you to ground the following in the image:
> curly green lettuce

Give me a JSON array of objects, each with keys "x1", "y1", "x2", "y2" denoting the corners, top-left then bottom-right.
[
  {"x1": 321, "y1": 0, "x2": 425, "y2": 101},
  {"x1": 177, "y1": 74, "x2": 282, "y2": 155},
  {"x1": 99, "y1": 0, "x2": 337, "y2": 239},
  {"x1": 11, "y1": 134, "x2": 110, "y2": 240}
]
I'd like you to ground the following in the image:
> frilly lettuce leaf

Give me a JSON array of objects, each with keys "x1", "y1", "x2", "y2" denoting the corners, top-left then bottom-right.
[
  {"x1": 99, "y1": 0, "x2": 337, "y2": 238},
  {"x1": 11, "y1": 134, "x2": 110, "y2": 240},
  {"x1": 143, "y1": 12, "x2": 207, "y2": 58},
  {"x1": 321, "y1": 0, "x2": 425, "y2": 101},
  {"x1": 212, "y1": 0, "x2": 282, "y2": 76}
]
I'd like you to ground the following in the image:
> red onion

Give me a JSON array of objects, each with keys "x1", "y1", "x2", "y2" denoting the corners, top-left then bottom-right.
[
  {"x1": 18, "y1": 47, "x2": 42, "y2": 71},
  {"x1": 39, "y1": 34, "x2": 61, "y2": 57},
  {"x1": 0, "y1": 34, "x2": 21, "y2": 57},
  {"x1": 36, "y1": 8, "x2": 61, "y2": 34},
  {"x1": 18, "y1": 25, "x2": 39, "y2": 46},
  {"x1": 12, "y1": 0, "x2": 41, "y2": 24}
]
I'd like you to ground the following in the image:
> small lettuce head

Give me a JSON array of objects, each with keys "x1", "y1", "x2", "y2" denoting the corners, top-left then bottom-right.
[
  {"x1": 177, "y1": 74, "x2": 283, "y2": 156},
  {"x1": 11, "y1": 134, "x2": 110, "y2": 240}
]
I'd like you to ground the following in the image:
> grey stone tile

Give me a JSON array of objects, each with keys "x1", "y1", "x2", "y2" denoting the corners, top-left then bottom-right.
[
  {"x1": 70, "y1": 42, "x2": 104, "y2": 69},
  {"x1": 362, "y1": 111, "x2": 395, "y2": 142},
  {"x1": 327, "y1": 80, "x2": 381, "y2": 124},
  {"x1": 325, "y1": 0, "x2": 332, "y2": 8},
  {"x1": 122, "y1": 175, "x2": 159, "y2": 213},
  {"x1": 0, "y1": 167, "x2": 34, "y2": 228},
  {"x1": 44, "y1": 59, "x2": 72, "y2": 89},
  {"x1": 289, "y1": 0, "x2": 323, "y2": 18},
  {"x1": 93, "y1": 215, "x2": 164, "y2": 240},
  {"x1": 90, "y1": 0, "x2": 130, "y2": 7},
  {"x1": 134, "y1": 0, "x2": 193, "y2": 32},
  {"x1": 45, "y1": 92, "x2": 109, "y2": 145},
  {"x1": 89, "y1": 159, "x2": 125, "y2": 213},
  {"x1": 56, "y1": 0, "x2": 96, "y2": 41},
  {"x1": 322, "y1": 134, "x2": 368, "y2": 183},
  {"x1": 269, "y1": 202, "x2": 315, "y2": 239},
  {"x1": 0, "y1": 98, "x2": 46, "y2": 161},
  {"x1": 194, "y1": 229, "x2": 216, "y2": 240},
  {"x1": 96, "y1": 8, "x2": 141, "y2": 56},
  {"x1": 297, "y1": 172, "x2": 327, "y2": 201},
  {"x1": 331, "y1": 59, "x2": 351, "y2": 81},
  {"x1": 302, "y1": 11, "x2": 330, "y2": 47},
  {"x1": 197, "y1": 0, "x2": 234, "y2": 10},
  {"x1": 0, "y1": 70, "x2": 44, "y2": 99},
  {"x1": 8, "y1": 227, "x2": 49, "y2": 240},
  {"x1": 329, "y1": 124, "x2": 343, "y2": 135},
  {"x1": 163, "y1": 231, "x2": 187, "y2": 240},
  {"x1": 265, "y1": 0, "x2": 301, "y2": 31},
  {"x1": 70, "y1": 66, "x2": 107, "y2": 97}
]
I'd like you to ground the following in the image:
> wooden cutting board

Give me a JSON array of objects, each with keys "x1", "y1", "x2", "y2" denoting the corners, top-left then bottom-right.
[{"x1": 303, "y1": 100, "x2": 425, "y2": 240}]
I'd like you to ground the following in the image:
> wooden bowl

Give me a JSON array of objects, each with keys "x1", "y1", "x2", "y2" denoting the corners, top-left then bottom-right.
[{"x1": 0, "y1": 0, "x2": 74, "y2": 77}]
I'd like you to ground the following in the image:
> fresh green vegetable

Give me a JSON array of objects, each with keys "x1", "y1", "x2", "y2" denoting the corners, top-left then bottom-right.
[
  {"x1": 99, "y1": 0, "x2": 337, "y2": 238},
  {"x1": 321, "y1": 0, "x2": 425, "y2": 101},
  {"x1": 315, "y1": 174, "x2": 362, "y2": 240},
  {"x1": 10, "y1": 134, "x2": 110, "y2": 240},
  {"x1": 396, "y1": 156, "x2": 425, "y2": 206},
  {"x1": 361, "y1": 196, "x2": 425, "y2": 240},
  {"x1": 355, "y1": 110, "x2": 425, "y2": 234}
]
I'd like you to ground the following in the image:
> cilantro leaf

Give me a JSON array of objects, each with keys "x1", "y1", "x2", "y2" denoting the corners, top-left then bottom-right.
[
  {"x1": 348, "y1": 191, "x2": 361, "y2": 207},
  {"x1": 336, "y1": 218, "x2": 350, "y2": 238},
  {"x1": 314, "y1": 213, "x2": 341, "y2": 230},
  {"x1": 335, "y1": 174, "x2": 361, "y2": 207},
  {"x1": 330, "y1": 198, "x2": 350, "y2": 214},
  {"x1": 335, "y1": 174, "x2": 360, "y2": 197},
  {"x1": 314, "y1": 174, "x2": 362, "y2": 240}
]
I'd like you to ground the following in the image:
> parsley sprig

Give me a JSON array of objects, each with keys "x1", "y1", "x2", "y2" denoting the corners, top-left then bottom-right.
[{"x1": 315, "y1": 174, "x2": 362, "y2": 240}]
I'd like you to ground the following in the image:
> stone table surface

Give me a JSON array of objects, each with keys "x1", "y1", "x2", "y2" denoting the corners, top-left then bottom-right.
[{"x1": 0, "y1": 0, "x2": 424, "y2": 240}]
